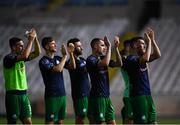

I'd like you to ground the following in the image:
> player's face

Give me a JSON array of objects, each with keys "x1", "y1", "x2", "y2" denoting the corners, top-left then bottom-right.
[
  {"x1": 46, "y1": 40, "x2": 57, "y2": 52},
  {"x1": 134, "y1": 39, "x2": 146, "y2": 56},
  {"x1": 74, "y1": 41, "x2": 83, "y2": 56},
  {"x1": 96, "y1": 40, "x2": 107, "y2": 55},
  {"x1": 124, "y1": 44, "x2": 130, "y2": 53},
  {"x1": 13, "y1": 40, "x2": 24, "y2": 54}
]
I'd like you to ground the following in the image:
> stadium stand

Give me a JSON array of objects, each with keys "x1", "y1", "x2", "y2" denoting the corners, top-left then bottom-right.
[{"x1": 0, "y1": 0, "x2": 49, "y2": 6}]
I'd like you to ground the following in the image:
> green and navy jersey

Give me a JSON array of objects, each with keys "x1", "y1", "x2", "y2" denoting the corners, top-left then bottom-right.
[
  {"x1": 121, "y1": 57, "x2": 132, "y2": 97},
  {"x1": 3, "y1": 53, "x2": 28, "y2": 91},
  {"x1": 121, "y1": 68, "x2": 131, "y2": 97},
  {"x1": 86, "y1": 55, "x2": 113, "y2": 98},
  {"x1": 68, "y1": 57, "x2": 90, "y2": 99},
  {"x1": 122, "y1": 55, "x2": 151, "y2": 96},
  {"x1": 39, "y1": 56, "x2": 67, "y2": 97}
]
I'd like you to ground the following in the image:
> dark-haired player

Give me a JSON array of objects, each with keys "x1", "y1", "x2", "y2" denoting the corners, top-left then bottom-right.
[
  {"x1": 86, "y1": 36, "x2": 122, "y2": 124},
  {"x1": 3, "y1": 29, "x2": 41, "y2": 124},
  {"x1": 120, "y1": 39, "x2": 133, "y2": 124},
  {"x1": 67, "y1": 38, "x2": 90, "y2": 124},
  {"x1": 39, "y1": 37, "x2": 75, "y2": 124},
  {"x1": 122, "y1": 28, "x2": 161, "y2": 124}
]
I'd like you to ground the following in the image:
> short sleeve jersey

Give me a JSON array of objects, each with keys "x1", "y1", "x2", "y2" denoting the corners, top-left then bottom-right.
[
  {"x1": 68, "y1": 57, "x2": 90, "y2": 99},
  {"x1": 39, "y1": 56, "x2": 67, "y2": 97},
  {"x1": 122, "y1": 55, "x2": 151, "y2": 96},
  {"x1": 121, "y1": 67, "x2": 131, "y2": 97},
  {"x1": 86, "y1": 55, "x2": 110, "y2": 97}
]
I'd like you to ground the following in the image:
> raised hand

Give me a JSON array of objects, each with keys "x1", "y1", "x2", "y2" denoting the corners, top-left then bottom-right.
[
  {"x1": 61, "y1": 44, "x2": 68, "y2": 56},
  {"x1": 68, "y1": 43, "x2": 75, "y2": 53},
  {"x1": 144, "y1": 32, "x2": 151, "y2": 44},
  {"x1": 27, "y1": 28, "x2": 36, "y2": 41},
  {"x1": 114, "y1": 36, "x2": 120, "y2": 48},
  {"x1": 147, "y1": 28, "x2": 155, "y2": 41},
  {"x1": 104, "y1": 36, "x2": 111, "y2": 48}
]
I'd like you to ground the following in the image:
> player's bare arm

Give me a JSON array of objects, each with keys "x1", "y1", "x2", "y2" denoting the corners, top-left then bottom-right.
[
  {"x1": 16, "y1": 29, "x2": 36, "y2": 61},
  {"x1": 28, "y1": 28, "x2": 41, "y2": 60},
  {"x1": 52, "y1": 44, "x2": 68, "y2": 72},
  {"x1": 147, "y1": 28, "x2": 161, "y2": 62},
  {"x1": 98, "y1": 36, "x2": 111, "y2": 67},
  {"x1": 140, "y1": 32, "x2": 152, "y2": 65},
  {"x1": 67, "y1": 43, "x2": 76, "y2": 69},
  {"x1": 110, "y1": 36, "x2": 123, "y2": 67}
]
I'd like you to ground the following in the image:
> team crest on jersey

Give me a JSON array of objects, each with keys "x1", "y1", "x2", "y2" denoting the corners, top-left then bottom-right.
[
  {"x1": 56, "y1": 60, "x2": 60, "y2": 64},
  {"x1": 140, "y1": 67, "x2": 147, "y2": 72},
  {"x1": 99, "y1": 69, "x2": 108, "y2": 74},
  {"x1": 80, "y1": 61, "x2": 86, "y2": 67}
]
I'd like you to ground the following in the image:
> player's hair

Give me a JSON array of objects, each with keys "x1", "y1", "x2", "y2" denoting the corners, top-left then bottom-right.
[
  {"x1": 67, "y1": 38, "x2": 80, "y2": 46},
  {"x1": 41, "y1": 37, "x2": 54, "y2": 49},
  {"x1": 9, "y1": 37, "x2": 22, "y2": 49},
  {"x1": 123, "y1": 39, "x2": 131, "y2": 47},
  {"x1": 130, "y1": 36, "x2": 144, "y2": 47},
  {"x1": 90, "y1": 38, "x2": 102, "y2": 49}
]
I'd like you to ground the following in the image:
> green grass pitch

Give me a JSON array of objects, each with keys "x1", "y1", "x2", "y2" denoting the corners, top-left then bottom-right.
[{"x1": 0, "y1": 116, "x2": 180, "y2": 124}]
